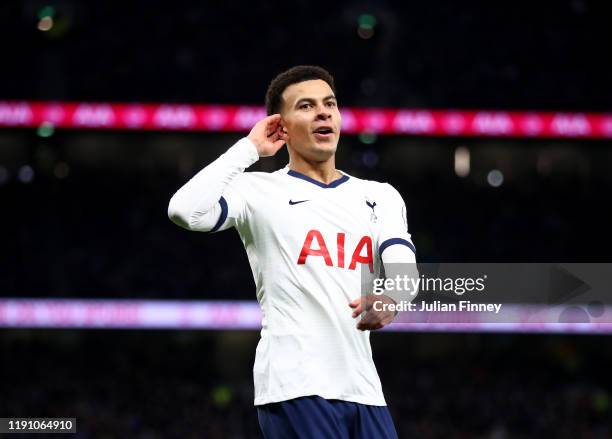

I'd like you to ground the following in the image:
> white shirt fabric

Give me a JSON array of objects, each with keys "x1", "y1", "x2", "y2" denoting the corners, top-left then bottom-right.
[{"x1": 168, "y1": 138, "x2": 416, "y2": 406}]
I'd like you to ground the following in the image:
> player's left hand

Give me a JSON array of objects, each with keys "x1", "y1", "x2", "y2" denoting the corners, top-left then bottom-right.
[{"x1": 349, "y1": 295, "x2": 397, "y2": 331}]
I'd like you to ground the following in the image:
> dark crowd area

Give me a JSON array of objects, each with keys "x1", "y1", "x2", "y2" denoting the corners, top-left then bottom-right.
[
  {"x1": 2, "y1": 1, "x2": 612, "y2": 111},
  {"x1": 1, "y1": 331, "x2": 610, "y2": 439},
  {"x1": 2, "y1": 2, "x2": 612, "y2": 438},
  {"x1": 1, "y1": 131, "x2": 611, "y2": 299}
]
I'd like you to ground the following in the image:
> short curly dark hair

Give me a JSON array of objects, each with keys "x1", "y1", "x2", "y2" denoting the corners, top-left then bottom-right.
[{"x1": 265, "y1": 65, "x2": 336, "y2": 115}]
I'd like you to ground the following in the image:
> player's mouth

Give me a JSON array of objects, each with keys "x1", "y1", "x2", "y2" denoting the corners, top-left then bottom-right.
[{"x1": 312, "y1": 126, "x2": 335, "y2": 140}]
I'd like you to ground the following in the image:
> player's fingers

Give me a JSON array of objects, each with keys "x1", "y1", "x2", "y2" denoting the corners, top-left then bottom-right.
[
  {"x1": 363, "y1": 296, "x2": 376, "y2": 312},
  {"x1": 357, "y1": 321, "x2": 380, "y2": 331},
  {"x1": 270, "y1": 130, "x2": 286, "y2": 147},
  {"x1": 272, "y1": 139, "x2": 286, "y2": 149},
  {"x1": 265, "y1": 115, "x2": 281, "y2": 131},
  {"x1": 262, "y1": 113, "x2": 280, "y2": 124},
  {"x1": 376, "y1": 312, "x2": 394, "y2": 329},
  {"x1": 278, "y1": 130, "x2": 289, "y2": 143},
  {"x1": 358, "y1": 320, "x2": 380, "y2": 330},
  {"x1": 266, "y1": 125, "x2": 280, "y2": 138},
  {"x1": 264, "y1": 114, "x2": 281, "y2": 128},
  {"x1": 356, "y1": 316, "x2": 369, "y2": 330},
  {"x1": 349, "y1": 298, "x2": 362, "y2": 316},
  {"x1": 358, "y1": 309, "x2": 378, "y2": 327},
  {"x1": 358, "y1": 318, "x2": 384, "y2": 331}
]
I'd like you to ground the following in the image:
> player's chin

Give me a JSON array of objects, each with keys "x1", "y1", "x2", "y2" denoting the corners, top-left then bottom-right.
[
  {"x1": 311, "y1": 146, "x2": 337, "y2": 161},
  {"x1": 310, "y1": 136, "x2": 338, "y2": 153}
]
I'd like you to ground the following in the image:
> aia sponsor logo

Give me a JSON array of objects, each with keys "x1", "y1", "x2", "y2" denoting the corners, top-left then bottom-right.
[{"x1": 297, "y1": 230, "x2": 373, "y2": 273}]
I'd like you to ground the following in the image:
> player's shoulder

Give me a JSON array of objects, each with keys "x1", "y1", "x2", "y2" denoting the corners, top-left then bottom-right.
[
  {"x1": 342, "y1": 171, "x2": 403, "y2": 201},
  {"x1": 228, "y1": 169, "x2": 288, "y2": 196},
  {"x1": 233, "y1": 168, "x2": 286, "y2": 184}
]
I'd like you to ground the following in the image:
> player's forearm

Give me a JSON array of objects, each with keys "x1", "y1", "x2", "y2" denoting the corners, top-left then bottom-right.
[
  {"x1": 381, "y1": 245, "x2": 419, "y2": 305},
  {"x1": 167, "y1": 137, "x2": 259, "y2": 230}
]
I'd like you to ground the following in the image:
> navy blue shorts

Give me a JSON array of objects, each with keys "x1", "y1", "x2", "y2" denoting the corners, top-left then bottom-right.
[{"x1": 257, "y1": 396, "x2": 398, "y2": 439}]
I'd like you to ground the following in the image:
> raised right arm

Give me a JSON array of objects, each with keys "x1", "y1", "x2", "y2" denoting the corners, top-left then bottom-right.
[
  {"x1": 167, "y1": 138, "x2": 259, "y2": 231},
  {"x1": 167, "y1": 114, "x2": 287, "y2": 232}
]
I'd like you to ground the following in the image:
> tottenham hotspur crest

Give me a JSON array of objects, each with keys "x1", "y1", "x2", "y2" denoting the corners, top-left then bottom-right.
[{"x1": 365, "y1": 197, "x2": 377, "y2": 223}]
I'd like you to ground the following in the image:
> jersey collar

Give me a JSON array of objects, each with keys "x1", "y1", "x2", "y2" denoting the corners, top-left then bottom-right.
[{"x1": 286, "y1": 169, "x2": 350, "y2": 189}]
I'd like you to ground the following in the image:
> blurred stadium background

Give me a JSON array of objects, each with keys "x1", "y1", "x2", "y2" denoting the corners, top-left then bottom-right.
[{"x1": 1, "y1": 1, "x2": 612, "y2": 437}]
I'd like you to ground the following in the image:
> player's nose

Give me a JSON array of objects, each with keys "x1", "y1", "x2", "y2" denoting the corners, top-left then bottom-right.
[{"x1": 315, "y1": 105, "x2": 332, "y2": 120}]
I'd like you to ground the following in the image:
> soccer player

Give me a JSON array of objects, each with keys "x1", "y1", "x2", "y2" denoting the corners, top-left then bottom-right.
[{"x1": 168, "y1": 66, "x2": 416, "y2": 439}]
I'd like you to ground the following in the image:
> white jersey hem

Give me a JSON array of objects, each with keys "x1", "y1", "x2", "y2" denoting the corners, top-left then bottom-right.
[{"x1": 254, "y1": 392, "x2": 387, "y2": 407}]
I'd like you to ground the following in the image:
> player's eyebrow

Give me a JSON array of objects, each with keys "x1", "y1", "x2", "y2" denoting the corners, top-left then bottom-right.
[{"x1": 294, "y1": 95, "x2": 337, "y2": 107}]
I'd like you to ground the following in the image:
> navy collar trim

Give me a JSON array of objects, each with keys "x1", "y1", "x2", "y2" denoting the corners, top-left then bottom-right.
[{"x1": 287, "y1": 169, "x2": 350, "y2": 188}]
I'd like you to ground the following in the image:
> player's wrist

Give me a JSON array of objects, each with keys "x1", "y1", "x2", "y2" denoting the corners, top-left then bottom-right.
[
  {"x1": 380, "y1": 294, "x2": 399, "y2": 317},
  {"x1": 246, "y1": 135, "x2": 264, "y2": 155},
  {"x1": 234, "y1": 137, "x2": 260, "y2": 162}
]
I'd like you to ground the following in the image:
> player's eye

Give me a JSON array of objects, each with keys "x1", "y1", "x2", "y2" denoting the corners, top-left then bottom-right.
[
  {"x1": 326, "y1": 101, "x2": 337, "y2": 108},
  {"x1": 299, "y1": 103, "x2": 313, "y2": 110}
]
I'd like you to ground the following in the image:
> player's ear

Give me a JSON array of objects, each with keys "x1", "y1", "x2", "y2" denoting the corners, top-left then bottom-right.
[
  {"x1": 279, "y1": 119, "x2": 287, "y2": 133},
  {"x1": 279, "y1": 120, "x2": 289, "y2": 138}
]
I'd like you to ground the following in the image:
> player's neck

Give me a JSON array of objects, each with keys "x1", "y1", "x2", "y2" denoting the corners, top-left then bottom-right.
[{"x1": 287, "y1": 155, "x2": 341, "y2": 185}]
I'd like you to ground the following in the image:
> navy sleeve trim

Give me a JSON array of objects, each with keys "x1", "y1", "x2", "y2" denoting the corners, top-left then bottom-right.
[
  {"x1": 379, "y1": 238, "x2": 416, "y2": 257},
  {"x1": 209, "y1": 196, "x2": 228, "y2": 233}
]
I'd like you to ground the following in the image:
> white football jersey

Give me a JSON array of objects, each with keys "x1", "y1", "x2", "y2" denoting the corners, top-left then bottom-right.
[{"x1": 168, "y1": 138, "x2": 416, "y2": 406}]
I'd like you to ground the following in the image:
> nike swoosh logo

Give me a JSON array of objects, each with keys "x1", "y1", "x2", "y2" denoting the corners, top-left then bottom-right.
[{"x1": 289, "y1": 199, "x2": 309, "y2": 205}]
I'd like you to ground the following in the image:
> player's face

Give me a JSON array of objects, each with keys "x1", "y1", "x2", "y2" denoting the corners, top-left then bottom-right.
[{"x1": 280, "y1": 79, "x2": 341, "y2": 162}]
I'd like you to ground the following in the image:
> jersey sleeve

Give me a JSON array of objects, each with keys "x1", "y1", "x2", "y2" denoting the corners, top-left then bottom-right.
[
  {"x1": 377, "y1": 183, "x2": 416, "y2": 262},
  {"x1": 377, "y1": 183, "x2": 418, "y2": 304},
  {"x1": 214, "y1": 174, "x2": 251, "y2": 232},
  {"x1": 167, "y1": 137, "x2": 257, "y2": 232}
]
